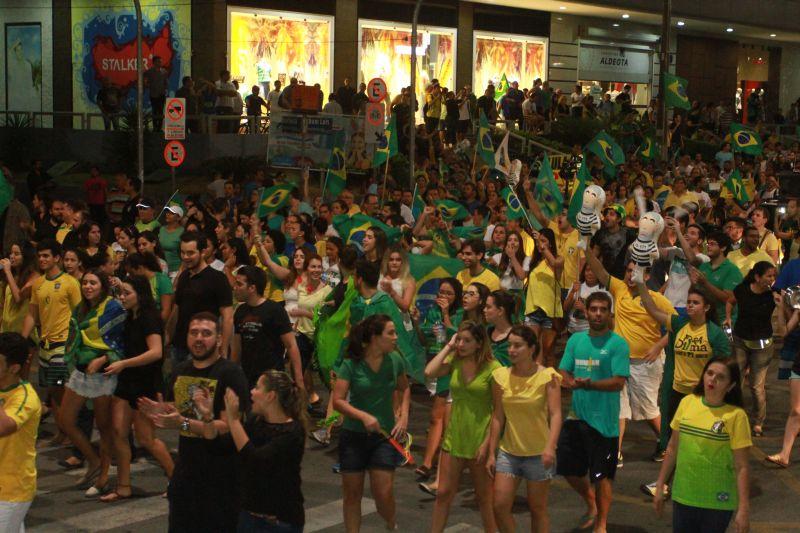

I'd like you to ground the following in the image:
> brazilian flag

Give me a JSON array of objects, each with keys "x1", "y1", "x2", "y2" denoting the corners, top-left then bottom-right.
[
  {"x1": 409, "y1": 254, "x2": 464, "y2": 295},
  {"x1": 494, "y1": 73, "x2": 509, "y2": 102},
  {"x1": 372, "y1": 113, "x2": 398, "y2": 167},
  {"x1": 725, "y1": 168, "x2": 750, "y2": 206},
  {"x1": 638, "y1": 135, "x2": 660, "y2": 161},
  {"x1": 450, "y1": 225, "x2": 486, "y2": 240},
  {"x1": 257, "y1": 183, "x2": 295, "y2": 217},
  {"x1": 434, "y1": 199, "x2": 469, "y2": 221},
  {"x1": 411, "y1": 190, "x2": 426, "y2": 220},
  {"x1": 332, "y1": 213, "x2": 401, "y2": 251},
  {"x1": 585, "y1": 130, "x2": 624, "y2": 171},
  {"x1": 567, "y1": 160, "x2": 593, "y2": 228},
  {"x1": 324, "y1": 143, "x2": 347, "y2": 198},
  {"x1": 532, "y1": 154, "x2": 564, "y2": 220},
  {"x1": 730, "y1": 123, "x2": 763, "y2": 155},
  {"x1": 663, "y1": 72, "x2": 691, "y2": 110},
  {"x1": 314, "y1": 277, "x2": 358, "y2": 386},
  {"x1": 477, "y1": 110, "x2": 495, "y2": 166},
  {"x1": 500, "y1": 186, "x2": 526, "y2": 221}
]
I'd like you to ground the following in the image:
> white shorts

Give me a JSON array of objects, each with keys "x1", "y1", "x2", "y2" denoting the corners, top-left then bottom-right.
[
  {"x1": 619, "y1": 354, "x2": 664, "y2": 421},
  {"x1": 0, "y1": 500, "x2": 32, "y2": 533}
]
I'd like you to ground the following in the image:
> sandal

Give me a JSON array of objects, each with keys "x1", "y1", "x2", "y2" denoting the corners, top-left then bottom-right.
[
  {"x1": 85, "y1": 484, "x2": 111, "y2": 498},
  {"x1": 418, "y1": 482, "x2": 437, "y2": 497},
  {"x1": 100, "y1": 485, "x2": 133, "y2": 503},
  {"x1": 414, "y1": 465, "x2": 433, "y2": 480},
  {"x1": 753, "y1": 426, "x2": 764, "y2": 437},
  {"x1": 577, "y1": 512, "x2": 597, "y2": 530},
  {"x1": 58, "y1": 457, "x2": 85, "y2": 470},
  {"x1": 75, "y1": 464, "x2": 102, "y2": 489},
  {"x1": 765, "y1": 454, "x2": 790, "y2": 468}
]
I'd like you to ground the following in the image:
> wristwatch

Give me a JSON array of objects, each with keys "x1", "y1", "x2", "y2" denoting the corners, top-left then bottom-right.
[{"x1": 180, "y1": 417, "x2": 190, "y2": 432}]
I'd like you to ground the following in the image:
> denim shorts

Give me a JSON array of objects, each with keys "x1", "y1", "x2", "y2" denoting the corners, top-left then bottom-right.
[
  {"x1": 495, "y1": 449, "x2": 555, "y2": 482},
  {"x1": 525, "y1": 308, "x2": 553, "y2": 329},
  {"x1": 338, "y1": 429, "x2": 402, "y2": 472}
]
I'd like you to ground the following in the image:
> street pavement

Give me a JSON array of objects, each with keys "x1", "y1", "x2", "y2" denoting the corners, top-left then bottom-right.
[{"x1": 25, "y1": 357, "x2": 800, "y2": 532}]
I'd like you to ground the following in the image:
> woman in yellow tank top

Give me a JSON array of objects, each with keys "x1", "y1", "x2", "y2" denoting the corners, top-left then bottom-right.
[
  {"x1": 0, "y1": 242, "x2": 40, "y2": 335},
  {"x1": 523, "y1": 228, "x2": 563, "y2": 367}
]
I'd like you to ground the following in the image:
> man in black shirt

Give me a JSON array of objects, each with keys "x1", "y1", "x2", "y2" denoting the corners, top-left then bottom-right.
[
  {"x1": 232, "y1": 266, "x2": 303, "y2": 388},
  {"x1": 169, "y1": 232, "x2": 233, "y2": 364},
  {"x1": 336, "y1": 78, "x2": 356, "y2": 115},
  {"x1": 140, "y1": 312, "x2": 250, "y2": 533},
  {"x1": 591, "y1": 204, "x2": 635, "y2": 280}
]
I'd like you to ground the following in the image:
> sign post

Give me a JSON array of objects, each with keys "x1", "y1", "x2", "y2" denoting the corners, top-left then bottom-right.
[
  {"x1": 164, "y1": 140, "x2": 186, "y2": 191},
  {"x1": 164, "y1": 97, "x2": 186, "y2": 140}
]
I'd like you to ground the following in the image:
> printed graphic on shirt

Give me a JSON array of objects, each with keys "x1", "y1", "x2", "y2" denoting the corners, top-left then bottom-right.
[
  {"x1": 674, "y1": 330, "x2": 711, "y2": 359},
  {"x1": 174, "y1": 375, "x2": 218, "y2": 438}
]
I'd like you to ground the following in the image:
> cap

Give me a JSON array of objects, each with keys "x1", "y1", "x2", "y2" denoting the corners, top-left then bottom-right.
[
  {"x1": 136, "y1": 197, "x2": 155, "y2": 209},
  {"x1": 603, "y1": 203, "x2": 626, "y2": 221},
  {"x1": 165, "y1": 205, "x2": 184, "y2": 217}
]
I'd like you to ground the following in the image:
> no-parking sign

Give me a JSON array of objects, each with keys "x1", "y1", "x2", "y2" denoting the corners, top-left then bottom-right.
[
  {"x1": 164, "y1": 140, "x2": 186, "y2": 167},
  {"x1": 367, "y1": 78, "x2": 387, "y2": 103},
  {"x1": 164, "y1": 97, "x2": 186, "y2": 140}
]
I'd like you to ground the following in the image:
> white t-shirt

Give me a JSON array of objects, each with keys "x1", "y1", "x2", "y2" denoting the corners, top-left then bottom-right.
[
  {"x1": 663, "y1": 247, "x2": 709, "y2": 308},
  {"x1": 215, "y1": 80, "x2": 237, "y2": 108},
  {"x1": 492, "y1": 253, "x2": 531, "y2": 291},
  {"x1": 323, "y1": 101, "x2": 343, "y2": 115},
  {"x1": 570, "y1": 91, "x2": 582, "y2": 108},
  {"x1": 267, "y1": 90, "x2": 282, "y2": 111},
  {"x1": 458, "y1": 100, "x2": 471, "y2": 121}
]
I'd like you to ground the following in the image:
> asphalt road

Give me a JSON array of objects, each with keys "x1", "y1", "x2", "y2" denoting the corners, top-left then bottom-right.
[{"x1": 24, "y1": 357, "x2": 800, "y2": 533}]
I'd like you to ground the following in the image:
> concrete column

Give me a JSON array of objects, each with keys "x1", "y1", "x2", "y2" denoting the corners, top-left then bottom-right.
[
  {"x1": 334, "y1": 0, "x2": 359, "y2": 87},
  {"x1": 192, "y1": 0, "x2": 227, "y2": 83},
  {"x1": 52, "y1": 0, "x2": 72, "y2": 125},
  {"x1": 456, "y1": 2, "x2": 474, "y2": 90}
]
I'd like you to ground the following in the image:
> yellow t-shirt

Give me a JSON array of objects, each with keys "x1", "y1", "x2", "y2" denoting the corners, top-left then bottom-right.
[
  {"x1": 1, "y1": 283, "x2": 29, "y2": 334},
  {"x1": 315, "y1": 239, "x2": 327, "y2": 259},
  {"x1": 55, "y1": 224, "x2": 72, "y2": 244},
  {"x1": 524, "y1": 260, "x2": 563, "y2": 318},
  {"x1": 296, "y1": 283, "x2": 332, "y2": 337},
  {"x1": 726, "y1": 248, "x2": 775, "y2": 277},
  {"x1": 493, "y1": 366, "x2": 561, "y2": 456},
  {"x1": 757, "y1": 229, "x2": 780, "y2": 260},
  {"x1": 668, "y1": 316, "x2": 726, "y2": 394},
  {"x1": 31, "y1": 272, "x2": 81, "y2": 342},
  {"x1": 608, "y1": 277, "x2": 675, "y2": 358},
  {"x1": 457, "y1": 267, "x2": 500, "y2": 292},
  {"x1": 550, "y1": 221, "x2": 579, "y2": 288},
  {"x1": 0, "y1": 381, "x2": 41, "y2": 502},
  {"x1": 249, "y1": 245, "x2": 288, "y2": 302},
  {"x1": 663, "y1": 190, "x2": 699, "y2": 210}
]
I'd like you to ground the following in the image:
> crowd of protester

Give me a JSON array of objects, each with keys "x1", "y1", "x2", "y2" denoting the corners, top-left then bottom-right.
[{"x1": 4, "y1": 76, "x2": 800, "y2": 533}]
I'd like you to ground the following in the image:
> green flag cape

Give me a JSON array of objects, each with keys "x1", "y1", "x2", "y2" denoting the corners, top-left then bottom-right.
[
  {"x1": 257, "y1": 183, "x2": 295, "y2": 217},
  {"x1": 585, "y1": 130, "x2": 625, "y2": 171},
  {"x1": 372, "y1": 114, "x2": 398, "y2": 167},
  {"x1": 314, "y1": 277, "x2": 357, "y2": 386},
  {"x1": 730, "y1": 123, "x2": 763, "y2": 156},
  {"x1": 532, "y1": 154, "x2": 564, "y2": 220},
  {"x1": 663, "y1": 72, "x2": 691, "y2": 110},
  {"x1": 477, "y1": 110, "x2": 495, "y2": 166},
  {"x1": 567, "y1": 160, "x2": 593, "y2": 228}
]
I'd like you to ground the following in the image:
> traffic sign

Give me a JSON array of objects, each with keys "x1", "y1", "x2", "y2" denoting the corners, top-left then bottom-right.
[
  {"x1": 164, "y1": 140, "x2": 186, "y2": 167},
  {"x1": 164, "y1": 97, "x2": 186, "y2": 140},
  {"x1": 365, "y1": 102, "x2": 384, "y2": 127},
  {"x1": 367, "y1": 78, "x2": 387, "y2": 103}
]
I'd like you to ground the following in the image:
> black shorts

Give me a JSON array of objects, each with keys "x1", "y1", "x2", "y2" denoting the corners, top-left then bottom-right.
[
  {"x1": 556, "y1": 419, "x2": 619, "y2": 481},
  {"x1": 295, "y1": 333, "x2": 315, "y2": 372},
  {"x1": 338, "y1": 429, "x2": 401, "y2": 473}
]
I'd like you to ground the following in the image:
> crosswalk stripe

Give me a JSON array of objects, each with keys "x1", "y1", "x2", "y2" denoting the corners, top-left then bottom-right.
[
  {"x1": 444, "y1": 523, "x2": 484, "y2": 532},
  {"x1": 28, "y1": 495, "x2": 167, "y2": 532},
  {"x1": 305, "y1": 498, "x2": 376, "y2": 532}
]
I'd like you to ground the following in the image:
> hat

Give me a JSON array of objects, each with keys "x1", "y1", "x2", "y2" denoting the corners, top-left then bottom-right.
[
  {"x1": 603, "y1": 203, "x2": 626, "y2": 220},
  {"x1": 165, "y1": 204, "x2": 184, "y2": 217},
  {"x1": 136, "y1": 197, "x2": 155, "y2": 209}
]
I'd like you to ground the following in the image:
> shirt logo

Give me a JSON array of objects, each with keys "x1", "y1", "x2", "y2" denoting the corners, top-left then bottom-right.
[
  {"x1": 716, "y1": 492, "x2": 730, "y2": 502},
  {"x1": 54, "y1": 282, "x2": 61, "y2": 290},
  {"x1": 711, "y1": 420, "x2": 725, "y2": 434}
]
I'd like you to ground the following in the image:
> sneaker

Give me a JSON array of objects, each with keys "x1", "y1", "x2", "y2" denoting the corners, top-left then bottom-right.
[
  {"x1": 651, "y1": 449, "x2": 667, "y2": 463},
  {"x1": 640, "y1": 481, "x2": 670, "y2": 498},
  {"x1": 617, "y1": 452, "x2": 623, "y2": 468},
  {"x1": 310, "y1": 429, "x2": 330, "y2": 446}
]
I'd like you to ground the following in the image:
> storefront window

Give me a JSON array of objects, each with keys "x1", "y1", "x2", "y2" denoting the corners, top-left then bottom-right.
[{"x1": 473, "y1": 33, "x2": 547, "y2": 92}]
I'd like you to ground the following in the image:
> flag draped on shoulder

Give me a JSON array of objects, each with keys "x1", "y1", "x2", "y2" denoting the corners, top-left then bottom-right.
[
  {"x1": 663, "y1": 72, "x2": 691, "y2": 110},
  {"x1": 477, "y1": 110, "x2": 495, "y2": 166},
  {"x1": 257, "y1": 183, "x2": 295, "y2": 217},
  {"x1": 586, "y1": 131, "x2": 624, "y2": 171},
  {"x1": 494, "y1": 73, "x2": 509, "y2": 102},
  {"x1": 724, "y1": 168, "x2": 750, "y2": 206},
  {"x1": 324, "y1": 141, "x2": 347, "y2": 198},
  {"x1": 372, "y1": 114, "x2": 398, "y2": 167},
  {"x1": 730, "y1": 123, "x2": 763, "y2": 155},
  {"x1": 567, "y1": 160, "x2": 592, "y2": 228},
  {"x1": 532, "y1": 154, "x2": 564, "y2": 220},
  {"x1": 314, "y1": 278, "x2": 357, "y2": 386}
]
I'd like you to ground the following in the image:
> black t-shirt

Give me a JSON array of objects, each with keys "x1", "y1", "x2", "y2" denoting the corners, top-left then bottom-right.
[
  {"x1": 166, "y1": 357, "x2": 250, "y2": 531},
  {"x1": 233, "y1": 300, "x2": 292, "y2": 386},
  {"x1": 117, "y1": 309, "x2": 163, "y2": 397},
  {"x1": 174, "y1": 265, "x2": 233, "y2": 349},
  {"x1": 591, "y1": 227, "x2": 634, "y2": 280},
  {"x1": 239, "y1": 417, "x2": 305, "y2": 525},
  {"x1": 732, "y1": 283, "x2": 775, "y2": 340},
  {"x1": 121, "y1": 194, "x2": 141, "y2": 227}
]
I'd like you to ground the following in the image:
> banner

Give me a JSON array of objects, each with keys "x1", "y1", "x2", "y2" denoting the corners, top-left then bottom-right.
[
  {"x1": 5, "y1": 24, "x2": 42, "y2": 112},
  {"x1": 267, "y1": 113, "x2": 371, "y2": 170},
  {"x1": 473, "y1": 33, "x2": 546, "y2": 95},
  {"x1": 71, "y1": 0, "x2": 191, "y2": 126},
  {"x1": 229, "y1": 9, "x2": 332, "y2": 95}
]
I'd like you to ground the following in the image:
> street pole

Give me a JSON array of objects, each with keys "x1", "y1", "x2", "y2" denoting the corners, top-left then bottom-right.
[
  {"x1": 659, "y1": 0, "x2": 671, "y2": 161},
  {"x1": 134, "y1": 0, "x2": 144, "y2": 195},
  {"x1": 409, "y1": 0, "x2": 423, "y2": 189}
]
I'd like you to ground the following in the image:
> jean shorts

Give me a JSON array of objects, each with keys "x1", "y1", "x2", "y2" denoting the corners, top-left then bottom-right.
[
  {"x1": 525, "y1": 309, "x2": 553, "y2": 330},
  {"x1": 495, "y1": 449, "x2": 555, "y2": 482},
  {"x1": 338, "y1": 429, "x2": 402, "y2": 472},
  {"x1": 791, "y1": 370, "x2": 800, "y2": 380}
]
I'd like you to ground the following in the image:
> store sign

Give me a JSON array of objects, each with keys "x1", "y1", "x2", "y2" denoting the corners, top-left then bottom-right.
[{"x1": 578, "y1": 47, "x2": 651, "y2": 84}]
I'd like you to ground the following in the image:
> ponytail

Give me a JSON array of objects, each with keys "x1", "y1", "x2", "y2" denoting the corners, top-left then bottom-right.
[
  {"x1": 743, "y1": 261, "x2": 775, "y2": 284},
  {"x1": 261, "y1": 370, "x2": 309, "y2": 434}
]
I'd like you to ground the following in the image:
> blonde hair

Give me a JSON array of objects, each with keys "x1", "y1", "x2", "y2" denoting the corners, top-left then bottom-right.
[
  {"x1": 380, "y1": 245, "x2": 411, "y2": 282},
  {"x1": 457, "y1": 320, "x2": 494, "y2": 369}
]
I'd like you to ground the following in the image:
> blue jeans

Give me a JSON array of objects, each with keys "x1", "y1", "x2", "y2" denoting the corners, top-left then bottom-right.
[
  {"x1": 237, "y1": 511, "x2": 302, "y2": 533},
  {"x1": 672, "y1": 502, "x2": 732, "y2": 533}
]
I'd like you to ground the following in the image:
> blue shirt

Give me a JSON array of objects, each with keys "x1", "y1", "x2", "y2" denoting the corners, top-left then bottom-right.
[
  {"x1": 775, "y1": 258, "x2": 800, "y2": 290},
  {"x1": 560, "y1": 330, "x2": 630, "y2": 437}
]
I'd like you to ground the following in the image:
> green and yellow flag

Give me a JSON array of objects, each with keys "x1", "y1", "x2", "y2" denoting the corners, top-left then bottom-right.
[
  {"x1": 730, "y1": 123, "x2": 763, "y2": 155},
  {"x1": 324, "y1": 142, "x2": 347, "y2": 199},
  {"x1": 332, "y1": 213, "x2": 401, "y2": 250},
  {"x1": 257, "y1": 183, "x2": 295, "y2": 217},
  {"x1": 0, "y1": 168, "x2": 13, "y2": 216},
  {"x1": 585, "y1": 130, "x2": 625, "y2": 171},
  {"x1": 409, "y1": 254, "x2": 464, "y2": 295},
  {"x1": 434, "y1": 199, "x2": 469, "y2": 221},
  {"x1": 663, "y1": 72, "x2": 691, "y2": 110},
  {"x1": 411, "y1": 190, "x2": 426, "y2": 220},
  {"x1": 725, "y1": 167, "x2": 750, "y2": 206},
  {"x1": 494, "y1": 73, "x2": 509, "y2": 102},
  {"x1": 477, "y1": 110, "x2": 495, "y2": 166},
  {"x1": 533, "y1": 154, "x2": 564, "y2": 220},
  {"x1": 567, "y1": 160, "x2": 593, "y2": 228},
  {"x1": 372, "y1": 114, "x2": 398, "y2": 167},
  {"x1": 450, "y1": 225, "x2": 486, "y2": 240},
  {"x1": 500, "y1": 186, "x2": 526, "y2": 221},
  {"x1": 638, "y1": 135, "x2": 660, "y2": 161}
]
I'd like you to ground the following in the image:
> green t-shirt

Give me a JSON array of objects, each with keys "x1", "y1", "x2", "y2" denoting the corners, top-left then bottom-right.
[
  {"x1": 158, "y1": 225, "x2": 184, "y2": 273},
  {"x1": 698, "y1": 259, "x2": 743, "y2": 325},
  {"x1": 668, "y1": 315, "x2": 731, "y2": 394},
  {"x1": 488, "y1": 326, "x2": 511, "y2": 367},
  {"x1": 559, "y1": 330, "x2": 630, "y2": 438},
  {"x1": 149, "y1": 271, "x2": 174, "y2": 310},
  {"x1": 670, "y1": 394, "x2": 752, "y2": 510},
  {"x1": 337, "y1": 352, "x2": 406, "y2": 433},
  {"x1": 420, "y1": 306, "x2": 463, "y2": 393},
  {"x1": 443, "y1": 357, "x2": 501, "y2": 458}
]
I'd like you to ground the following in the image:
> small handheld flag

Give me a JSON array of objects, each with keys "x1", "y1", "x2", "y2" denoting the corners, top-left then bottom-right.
[
  {"x1": 500, "y1": 186, "x2": 526, "y2": 221},
  {"x1": 533, "y1": 154, "x2": 564, "y2": 220},
  {"x1": 585, "y1": 130, "x2": 624, "y2": 172},
  {"x1": 257, "y1": 183, "x2": 295, "y2": 217},
  {"x1": 434, "y1": 199, "x2": 469, "y2": 222},
  {"x1": 567, "y1": 160, "x2": 593, "y2": 228},
  {"x1": 373, "y1": 114, "x2": 398, "y2": 168},
  {"x1": 324, "y1": 144, "x2": 347, "y2": 199},
  {"x1": 730, "y1": 123, "x2": 763, "y2": 155},
  {"x1": 494, "y1": 132, "x2": 511, "y2": 177},
  {"x1": 477, "y1": 110, "x2": 495, "y2": 167},
  {"x1": 724, "y1": 168, "x2": 750, "y2": 206},
  {"x1": 0, "y1": 168, "x2": 13, "y2": 216},
  {"x1": 663, "y1": 72, "x2": 691, "y2": 110},
  {"x1": 494, "y1": 73, "x2": 509, "y2": 102}
]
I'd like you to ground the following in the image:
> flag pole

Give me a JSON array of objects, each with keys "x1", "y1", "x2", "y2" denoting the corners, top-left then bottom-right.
[
  {"x1": 321, "y1": 172, "x2": 329, "y2": 202},
  {"x1": 380, "y1": 156, "x2": 390, "y2": 207}
]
